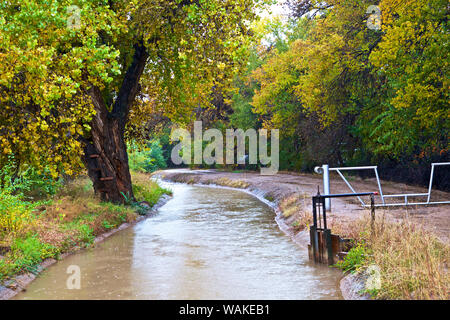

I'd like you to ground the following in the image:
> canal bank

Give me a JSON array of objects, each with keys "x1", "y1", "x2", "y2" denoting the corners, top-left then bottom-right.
[{"x1": 0, "y1": 193, "x2": 172, "y2": 300}]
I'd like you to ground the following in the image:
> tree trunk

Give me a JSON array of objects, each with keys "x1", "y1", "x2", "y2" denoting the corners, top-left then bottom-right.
[
  {"x1": 83, "y1": 43, "x2": 148, "y2": 203},
  {"x1": 83, "y1": 87, "x2": 134, "y2": 203}
]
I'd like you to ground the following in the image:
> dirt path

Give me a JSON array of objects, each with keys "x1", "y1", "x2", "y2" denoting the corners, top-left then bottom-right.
[{"x1": 157, "y1": 169, "x2": 450, "y2": 243}]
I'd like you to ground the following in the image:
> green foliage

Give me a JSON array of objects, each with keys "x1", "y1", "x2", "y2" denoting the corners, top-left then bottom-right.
[
  {"x1": 0, "y1": 0, "x2": 118, "y2": 176},
  {"x1": 0, "y1": 191, "x2": 34, "y2": 236},
  {"x1": 102, "y1": 220, "x2": 115, "y2": 230},
  {"x1": 229, "y1": 88, "x2": 259, "y2": 131},
  {"x1": 0, "y1": 156, "x2": 63, "y2": 200},
  {"x1": 335, "y1": 242, "x2": 371, "y2": 273},
  {"x1": 0, "y1": 0, "x2": 266, "y2": 178},
  {"x1": 10, "y1": 236, "x2": 57, "y2": 266},
  {"x1": 0, "y1": 235, "x2": 58, "y2": 280},
  {"x1": 0, "y1": 160, "x2": 50, "y2": 237},
  {"x1": 132, "y1": 184, "x2": 171, "y2": 208},
  {"x1": 0, "y1": 158, "x2": 65, "y2": 240},
  {"x1": 76, "y1": 224, "x2": 95, "y2": 245},
  {"x1": 365, "y1": 0, "x2": 449, "y2": 157},
  {"x1": 238, "y1": 0, "x2": 448, "y2": 175},
  {"x1": 128, "y1": 140, "x2": 167, "y2": 173}
]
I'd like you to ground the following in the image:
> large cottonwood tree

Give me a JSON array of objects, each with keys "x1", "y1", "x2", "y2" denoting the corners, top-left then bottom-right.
[{"x1": 0, "y1": 0, "x2": 263, "y2": 202}]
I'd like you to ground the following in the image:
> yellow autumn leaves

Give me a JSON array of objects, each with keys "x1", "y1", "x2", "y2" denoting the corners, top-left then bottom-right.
[
  {"x1": 251, "y1": 0, "x2": 449, "y2": 157},
  {"x1": 1, "y1": 0, "x2": 265, "y2": 177}
]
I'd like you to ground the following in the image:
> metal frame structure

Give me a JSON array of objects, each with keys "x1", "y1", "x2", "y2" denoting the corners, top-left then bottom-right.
[
  {"x1": 314, "y1": 162, "x2": 450, "y2": 208},
  {"x1": 310, "y1": 191, "x2": 376, "y2": 265}
]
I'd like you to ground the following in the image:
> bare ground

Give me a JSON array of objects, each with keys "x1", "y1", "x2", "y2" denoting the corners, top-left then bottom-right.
[{"x1": 156, "y1": 169, "x2": 450, "y2": 244}]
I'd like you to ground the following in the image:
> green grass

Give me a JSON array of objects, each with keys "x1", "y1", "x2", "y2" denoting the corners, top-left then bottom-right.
[
  {"x1": 0, "y1": 235, "x2": 58, "y2": 279},
  {"x1": 132, "y1": 184, "x2": 171, "y2": 206},
  {"x1": 131, "y1": 171, "x2": 172, "y2": 206}
]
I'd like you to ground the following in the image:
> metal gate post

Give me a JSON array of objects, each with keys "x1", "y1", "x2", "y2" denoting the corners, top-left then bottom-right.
[
  {"x1": 427, "y1": 163, "x2": 435, "y2": 203},
  {"x1": 310, "y1": 196, "x2": 319, "y2": 262},
  {"x1": 370, "y1": 194, "x2": 376, "y2": 237},
  {"x1": 321, "y1": 196, "x2": 333, "y2": 265},
  {"x1": 324, "y1": 229, "x2": 333, "y2": 265},
  {"x1": 310, "y1": 225, "x2": 318, "y2": 262},
  {"x1": 323, "y1": 165, "x2": 331, "y2": 211},
  {"x1": 308, "y1": 192, "x2": 377, "y2": 265}
]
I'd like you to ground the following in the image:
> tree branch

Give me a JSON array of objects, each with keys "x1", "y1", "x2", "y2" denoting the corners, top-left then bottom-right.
[{"x1": 111, "y1": 41, "x2": 148, "y2": 129}]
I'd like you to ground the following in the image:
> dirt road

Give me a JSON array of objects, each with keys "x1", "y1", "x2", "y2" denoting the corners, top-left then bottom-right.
[{"x1": 157, "y1": 169, "x2": 450, "y2": 243}]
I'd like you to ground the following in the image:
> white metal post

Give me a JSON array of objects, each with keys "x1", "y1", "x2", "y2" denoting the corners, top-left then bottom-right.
[
  {"x1": 427, "y1": 163, "x2": 435, "y2": 203},
  {"x1": 323, "y1": 164, "x2": 331, "y2": 211},
  {"x1": 374, "y1": 167, "x2": 385, "y2": 205}
]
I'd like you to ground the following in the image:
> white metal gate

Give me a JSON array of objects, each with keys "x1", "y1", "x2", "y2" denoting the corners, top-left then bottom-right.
[{"x1": 314, "y1": 162, "x2": 450, "y2": 209}]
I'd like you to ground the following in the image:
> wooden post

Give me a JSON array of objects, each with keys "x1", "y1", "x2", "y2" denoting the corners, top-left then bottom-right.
[{"x1": 325, "y1": 229, "x2": 333, "y2": 265}]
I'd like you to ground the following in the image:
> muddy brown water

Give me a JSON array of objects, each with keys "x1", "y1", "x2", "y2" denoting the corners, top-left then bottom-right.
[{"x1": 15, "y1": 183, "x2": 342, "y2": 300}]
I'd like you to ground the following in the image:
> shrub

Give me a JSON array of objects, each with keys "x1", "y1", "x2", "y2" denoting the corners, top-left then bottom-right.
[
  {"x1": 131, "y1": 171, "x2": 172, "y2": 206},
  {"x1": 132, "y1": 182, "x2": 171, "y2": 206},
  {"x1": 10, "y1": 236, "x2": 57, "y2": 266},
  {"x1": 0, "y1": 192, "x2": 34, "y2": 237},
  {"x1": 76, "y1": 224, "x2": 95, "y2": 246},
  {"x1": 0, "y1": 156, "x2": 62, "y2": 200},
  {"x1": 336, "y1": 242, "x2": 370, "y2": 273},
  {"x1": 128, "y1": 140, "x2": 167, "y2": 173}
]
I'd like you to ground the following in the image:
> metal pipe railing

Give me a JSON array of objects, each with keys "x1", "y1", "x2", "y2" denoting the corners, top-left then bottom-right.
[{"x1": 314, "y1": 163, "x2": 449, "y2": 208}]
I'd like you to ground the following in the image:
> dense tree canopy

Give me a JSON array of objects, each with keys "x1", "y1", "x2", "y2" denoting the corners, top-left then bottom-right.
[
  {"x1": 229, "y1": 0, "x2": 448, "y2": 185},
  {"x1": 0, "y1": 0, "x2": 266, "y2": 201},
  {"x1": 367, "y1": 0, "x2": 449, "y2": 156},
  {"x1": 253, "y1": 0, "x2": 448, "y2": 159}
]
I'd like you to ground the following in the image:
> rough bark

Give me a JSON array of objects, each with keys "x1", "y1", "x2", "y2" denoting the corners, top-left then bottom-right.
[{"x1": 83, "y1": 43, "x2": 148, "y2": 203}]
